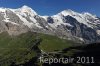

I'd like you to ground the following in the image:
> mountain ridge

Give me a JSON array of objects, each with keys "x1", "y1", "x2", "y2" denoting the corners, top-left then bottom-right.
[{"x1": 0, "y1": 5, "x2": 100, "y2": 43}]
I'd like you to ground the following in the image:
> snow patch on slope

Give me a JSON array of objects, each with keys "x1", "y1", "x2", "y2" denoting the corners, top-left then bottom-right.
[
  {"x1": 58, "y1": 10, "x2": 97, "y2": 28},
  {"x1": 16, "y1": 14, "x2": 33, "y2": 28},
  {"x1": 40, "y1": 16, "x2": 48, "y2": 21},
  {"x1": 97, "y1": 30, "x2": 100, "y2": 35},
  {"x1": 1, "y1": 9, "x2": 19, "y2": 25},
  {"x1": 0, "y1": 8, "x2": 6, "y2": 12}
]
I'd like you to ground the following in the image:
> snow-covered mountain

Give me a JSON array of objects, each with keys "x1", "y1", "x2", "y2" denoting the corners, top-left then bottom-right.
[{"x1": 0, "y1": 5, "x2": 100, "y2": 43}]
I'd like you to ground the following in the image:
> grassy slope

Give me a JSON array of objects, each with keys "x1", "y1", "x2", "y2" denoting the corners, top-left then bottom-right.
[
  {"x1": 0, "y1": 32, "x2": 37, "y2": 65},
  {"x1": 39, "y1": 34, "x2": 78, "y2": 52},
  {"x1": 1, "y1": 32, "x2": 99, "y2": 66},
  {"x1": 0, "y1": 32, "x2": 78, "y2": 66},
  {"x1": 42, "y1": 43, "x2": 100, "y2": 66}
]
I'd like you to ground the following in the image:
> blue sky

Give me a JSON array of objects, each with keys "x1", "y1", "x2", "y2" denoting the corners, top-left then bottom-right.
[{"x1": 0, "y1": 0, "x2": 100, "y2": 16}]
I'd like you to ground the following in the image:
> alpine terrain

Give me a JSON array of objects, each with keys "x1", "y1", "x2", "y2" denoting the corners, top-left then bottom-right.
[
  {"x1": 0, "y1": 5, "x2": 100, "y2": 43},
  {"x1": 0, "y1": 5, "x2": 100, "y2": 66}
]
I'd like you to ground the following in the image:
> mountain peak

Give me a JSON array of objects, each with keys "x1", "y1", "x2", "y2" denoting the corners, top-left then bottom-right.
[
  {"x1": 58, "y1": 9, "x2": 76, "y2": 16},
  {"x1": 20, "y1": 5, "x2": 37, "y2": 16},
  {"x1": 22, "y1": 5, "x2": 30, "y2": 8},
  {"x1": 0, "y1": 7, "x2": 7, "y2": 12},
  {"x1": 83, "y1": 12, "x2": 96, "y2": 18}
]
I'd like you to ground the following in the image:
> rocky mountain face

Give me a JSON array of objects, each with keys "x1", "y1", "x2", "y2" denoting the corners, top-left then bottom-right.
[{"x1": 0, "y1": 5, "x2": 100, "y2": 43}]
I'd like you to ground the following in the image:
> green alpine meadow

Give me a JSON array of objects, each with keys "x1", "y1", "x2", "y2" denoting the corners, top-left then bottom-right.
[{"x1": 0, "y1": 32, "x2": 77, "y2": 66}]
